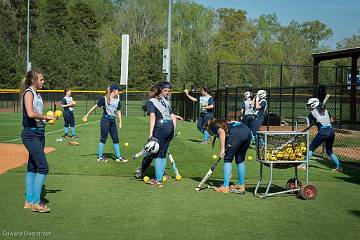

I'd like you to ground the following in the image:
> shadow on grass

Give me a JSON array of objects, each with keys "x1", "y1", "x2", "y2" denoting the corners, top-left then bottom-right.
[
  {"x1": 80, "y1": 152, "x2": 117, "y2": 160},
  {"x1": 349, "y1": 210, "x2": 360, "y2": 218},
  {"x1": 186, "y1": 139, "x2": 202, "y2": 143},
  {"x1": 41, "y1": 185, "x2": 62, "y2": 204},
  {"x1": 315, "y1": 159, "x2": 360, "y2": 185}
]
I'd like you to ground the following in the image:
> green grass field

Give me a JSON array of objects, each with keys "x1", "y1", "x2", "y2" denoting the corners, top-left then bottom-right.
[{"x1": 0, "y1": 114, "x2": 359, "y2": 240}]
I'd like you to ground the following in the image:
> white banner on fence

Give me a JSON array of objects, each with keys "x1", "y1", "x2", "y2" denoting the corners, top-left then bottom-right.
[{"x1": 120, "y1": 34, "x2": 129, "y2": 86}]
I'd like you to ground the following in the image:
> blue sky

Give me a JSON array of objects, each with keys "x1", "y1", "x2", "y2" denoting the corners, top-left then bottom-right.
[{"x1": 192, "y1": 0, "x2": 360, "y2": 49}]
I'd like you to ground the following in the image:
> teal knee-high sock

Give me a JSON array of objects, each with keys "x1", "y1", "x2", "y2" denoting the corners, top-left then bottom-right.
[
  {"x1": 25, "y1": 172, "x2": 36, "y2": 203},
  {"x1": 64, "y1": 127, "x2": 68, "y2": 134},
  {"x1": 162, "y1": 158, "x2": 167, "y2": 176},
  {"x1": 236, "y1": 162, "x2": 246, "y2": 185},
  {"x1": 302, "y1": 150, "x2": 314, "y2": 167},
  {"x1": 204, "y1": 130, "x2": 210, "y2": 141},
  {"x1": 329, "y1": 153, "x2": 341, "y2": 169},
  {"x1": 71, "y1": 127, "x2": 75, "y2": 136},
  {"x1": 113, "y1": 143, "x2": 121, "y2": 158},
  {"x1": 33, "y1": 173, "x2": 46, "y2": 204},
  {"x1": 155, "y1": 158, "x2": 163, "y2": 182},
  {"x1": 98, "y1": 142, "x2": 105, "y2": 158},
  {"x1": 223, "y1": 162, "x2": 232, "y2": 187}
]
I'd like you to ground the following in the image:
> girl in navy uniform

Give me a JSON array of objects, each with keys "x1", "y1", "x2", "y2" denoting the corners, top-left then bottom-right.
[
  {"x1": 20, "y1": 70, "x2": 56, "y2": 213},
  {"x1": 184, "y1": 86, "x2": 215, "y2": 144},
  {"x1": 240, "y1": 91, "x2": 254, "y2": 129},
  {"x1": 206, "y1": 119, "x2": 252, "y2": 193},
  {"x1": 145, "y1": 82, "x2": 177, "y2": 187},
  {"x1": 83, "y1": 84, "x2": 127, "y2": 163},
  {"x1": 298, "y1": 98, "x2": 343, "y2": 172},
  {"x1": 61, "y1": 88, "x2": 77, "y2": 138},
  {"x1": 252, "y1": 90, "x2": 267, "y2": 143}
]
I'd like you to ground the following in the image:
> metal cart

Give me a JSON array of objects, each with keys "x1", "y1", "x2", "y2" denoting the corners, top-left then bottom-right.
[{"x1": 253, "y1": 130, "x2": 317, "y2": 200}]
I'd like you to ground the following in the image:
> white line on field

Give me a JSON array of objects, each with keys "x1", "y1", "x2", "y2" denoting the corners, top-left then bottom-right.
[{"x1": 4, "y1": 120, "x2": 100, "y2": 143}]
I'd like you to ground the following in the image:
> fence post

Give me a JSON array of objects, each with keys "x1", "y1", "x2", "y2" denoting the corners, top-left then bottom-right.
[
  {"x1": 13, "y1": 91, "x2": 16, "y2": 113},
  {"x1": 224, "y1": 85, "x2": 228, "y2": 119},
  {"x1": 279, "y1": 63, "x2": 283, "y2": 122},
  {"x1": 292, "y1": 87, "x2": 295, "y2": 131},
  {"x1": 267, "y1": 87, "x2": 270, "y2": 131},
  {"x1": 235, "y1": 86, "x2": 238, "y2": 120},
  {"x1": 217, "y1": 61, "x2": 220, "y2": 91}
]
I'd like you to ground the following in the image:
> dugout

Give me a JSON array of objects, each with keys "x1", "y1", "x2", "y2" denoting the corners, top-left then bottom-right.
[{"x1": 313, "y1": 47, "x2": 360, "y2": 124}]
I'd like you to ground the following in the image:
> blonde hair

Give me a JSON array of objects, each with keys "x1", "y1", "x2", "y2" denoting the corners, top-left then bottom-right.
[
  {"x1": 105, "y1": 86, "x2": 111, "y2": 104},
  {"x1": 19, "y1": 70, "x2": 42, "y2": 99}
]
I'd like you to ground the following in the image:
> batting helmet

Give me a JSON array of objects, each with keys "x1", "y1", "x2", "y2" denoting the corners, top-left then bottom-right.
[
  {"x1": 244, "y1": 91, "x2": 252, "y2": 99},
  {"x1": 144, "y1": 140, "x2": 160, "y2": 155},
  {"x1": 257, "y1": 90, "x2": 266, "y2": 99},
  {"x1": 307, "y1": 98, "x2": 320, "y2": 109}
]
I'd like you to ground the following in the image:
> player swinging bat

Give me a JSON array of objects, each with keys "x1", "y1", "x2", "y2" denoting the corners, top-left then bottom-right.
[{"x1": 273, "y1": 94, "x2": 330, "y2": 153}]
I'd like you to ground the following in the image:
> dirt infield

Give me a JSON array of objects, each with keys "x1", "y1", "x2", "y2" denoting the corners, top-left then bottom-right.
[{"x1": 0, "y1": 143, "x2": 56, "y2": 174}]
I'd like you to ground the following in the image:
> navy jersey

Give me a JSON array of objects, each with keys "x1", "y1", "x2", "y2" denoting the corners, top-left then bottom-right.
[
  {"x1": 146, "y1": 97, "x2": 172, "y2": 121},
  {"x1": 97, "y1": 96, "x2": 121, "y2": 118},
  {"x1": 22, "y1": 87, "x2": 45, "y2": 128},
  {"x1": 198, "y1": 95, "x2": 215, "y2": 114},
  {"x1": 241, "y1": 99, "x2": 254, "y2": 115},
  {"x1": 62, "y1": 96, "x2": 74, "y2": 112},
  {"x1": 254, "y1": 99, "x2": 267, "y2": 117},
  {"x1": 308, "y1": 108, "x2": 332, "y2": 129}
]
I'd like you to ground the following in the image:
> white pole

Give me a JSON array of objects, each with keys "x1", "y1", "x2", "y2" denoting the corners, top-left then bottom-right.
[
  {"x1": 26, "y1": 0, "x2": 30, "y2": 72},
  {"x1": 120, "y1": 34, "x2": 129, "y2": 116},
  {"x1": 166, "y1": 0, "x2": 172, "y2": 82}
]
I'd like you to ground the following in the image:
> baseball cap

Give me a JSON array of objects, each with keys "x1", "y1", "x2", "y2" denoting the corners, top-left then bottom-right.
[
  {"x1": 159, "y1": 81, "x2": 171, "y2": 89},
  {"x1": 110, "y1": 84, "x2": 121, "y2": 91}
]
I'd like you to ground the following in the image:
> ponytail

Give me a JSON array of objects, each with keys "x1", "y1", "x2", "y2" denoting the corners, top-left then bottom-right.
[
  {"x1": 19, "y1": 69, "x2": 43, "y2": 100},
  {"x1": 105, "y1": 86, "x2": 111, "y2": 105},
  {"x1": 19, "y1": 78, "x2": 27, "y2": 99}
]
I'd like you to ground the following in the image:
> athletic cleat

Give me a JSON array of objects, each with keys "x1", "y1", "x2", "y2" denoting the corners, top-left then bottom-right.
[
  {"x1": 32, "y1": 203, "x2": 50, "y2": 213},
  {"x1": 297, "y1": 165, "x2": 306, "y2": 170},
  {"x1": 24, "y1": 202, "x2": 33, "y2": 209},
  {"x1": 214, "y1": 186, "x2": 229, "y2": 193},
  {"x1": 331, "y1": 167, "x2": 343, "y2": 173},
  {"x1": 199, "y1": 140, "x2": 209, "y2": 144},
  {"x1": 63, "y1": 134, "x2": 70, "y2": 139},
  {"x1": 229, "y1": 184, "x2": 246, "y2": 194},
  {"x1": 97, "y1": 157, "x2": 108, "y2": 163},
  {"x1": 71, "y1": 135, "x2": 79, "y2": 138},
  {"x1": 149, "y1": 179, "x2": 163, "y2": 188},
  {"x1": 116, "y1": 156, "x2": 128, "y2": 163}
]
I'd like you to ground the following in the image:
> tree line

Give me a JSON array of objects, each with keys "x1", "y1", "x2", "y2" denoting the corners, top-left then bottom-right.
[{"x1": 0, "y1": 0, "x2": 359, "y2": 90}]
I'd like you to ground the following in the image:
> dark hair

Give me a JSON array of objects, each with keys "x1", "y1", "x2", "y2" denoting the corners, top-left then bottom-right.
[
  {"x1": 19, "y1": 70, "x2": 43, "y2": 98},
  {"x1": 202, "y1": 86, "x2": 210, "y2": 93},
  {"x1": 64, "y1": 87, "x2": 70, "y2": 96},
  {"x1": 205, "y1": 119, "x2": 229, "y2": 148},
  {"x1": 151, "y1": 85, "x2": 162, "y2": 99}
]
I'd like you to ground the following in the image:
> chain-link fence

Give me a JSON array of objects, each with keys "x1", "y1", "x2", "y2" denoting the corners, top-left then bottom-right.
[{"x1": 0, "y1": 90, "x2": 149, "y2": 117}]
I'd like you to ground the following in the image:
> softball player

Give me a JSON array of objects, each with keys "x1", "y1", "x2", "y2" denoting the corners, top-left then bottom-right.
[
  {"x1": 82, "y1": 84, "x2": 127, "y2": 163},
  {"x1": 184, "y1": 86, "x2": 215, "y2": 144},
  {"x1": 298, "y1": 98, "x2": 343, "y2": 172},
  {"x1": 61, "y1": 88, "x2": 77, "y2": 138},
  {"x1": 240, "y1": 91, "x2": 254, "y2": 129},
  {"x1": 252, "y1": 90, "x2": 267, "y2": 143},
  {"x1": 206, "y1": 119, "x2": 252, "y2": 193},
  {"x1": 140, "y1": 82, "x2": 176, "y2": 187},
  {"x1": 20, "y1": 70, "x2": 56, "y2": 213}
]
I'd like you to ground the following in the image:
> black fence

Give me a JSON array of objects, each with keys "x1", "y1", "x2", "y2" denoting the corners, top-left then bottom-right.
[
  {"x1": 171, "y1": 84, "x2": 360, "y2": 130},
  {"x1": 216, "y1": 62, "x2": 358, "y2": 89}
]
